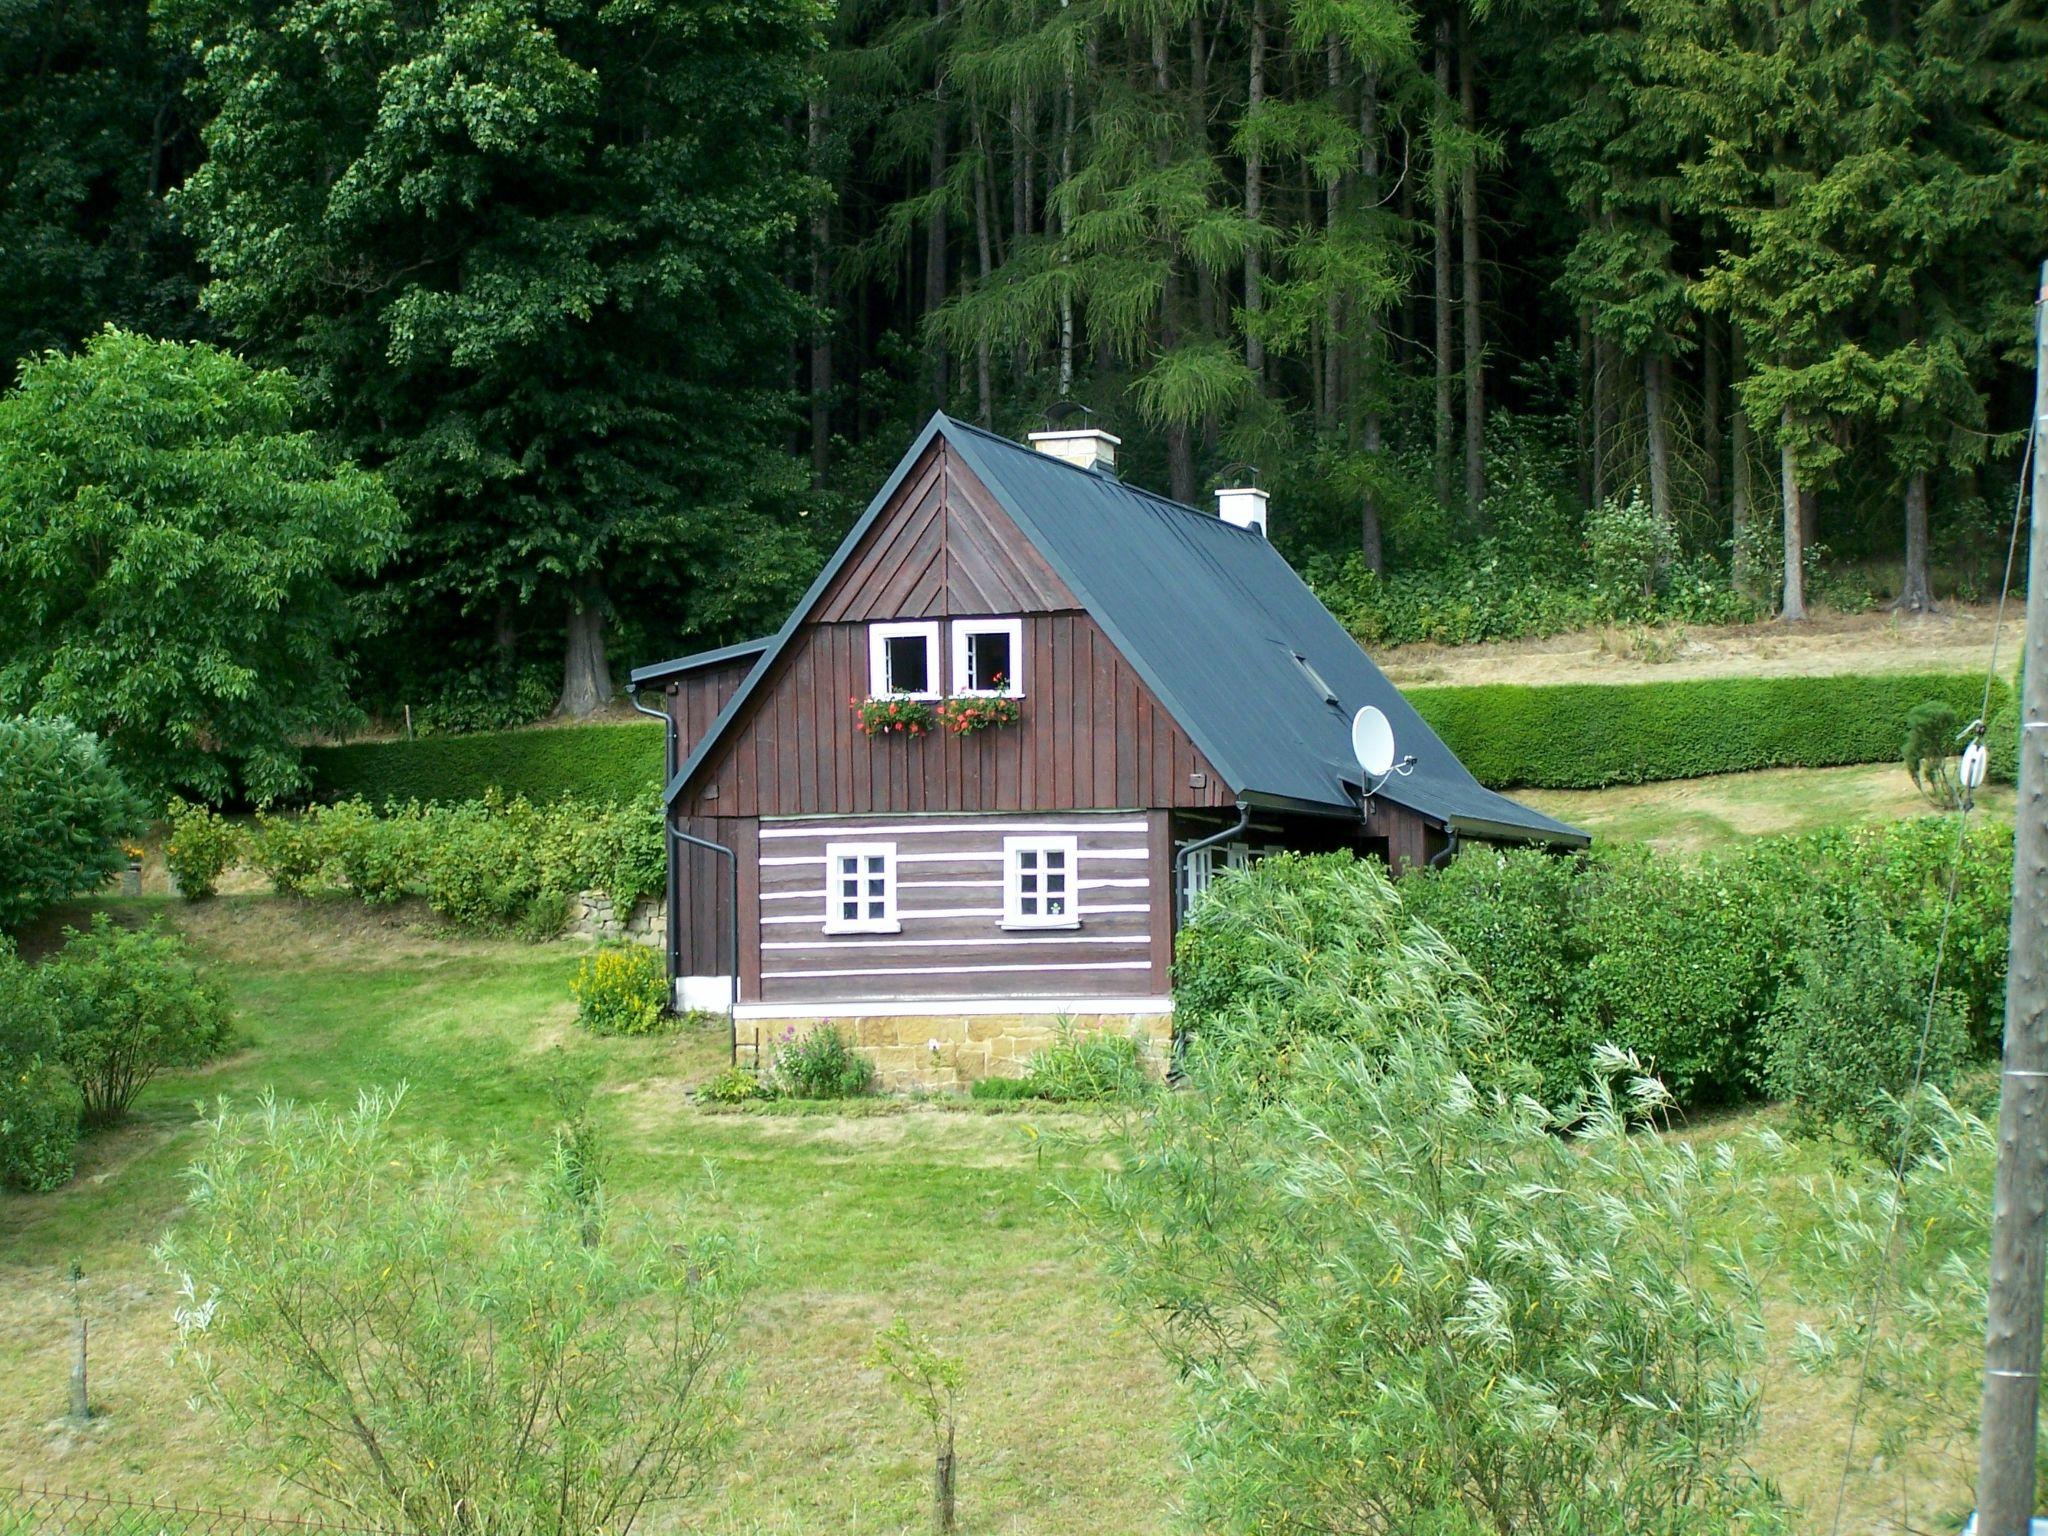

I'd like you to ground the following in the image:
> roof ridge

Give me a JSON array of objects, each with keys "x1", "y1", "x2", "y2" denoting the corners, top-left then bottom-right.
[{"x1": 936, "y1": 414, "x2": 1265, "y2": 538}]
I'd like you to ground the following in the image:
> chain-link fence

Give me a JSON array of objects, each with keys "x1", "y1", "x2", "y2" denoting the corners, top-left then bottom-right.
[{"x1": 0, "y1": 1488, "x2": 393, "y2": 1536}]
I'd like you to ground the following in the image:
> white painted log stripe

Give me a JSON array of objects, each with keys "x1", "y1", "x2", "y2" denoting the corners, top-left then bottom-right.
[
  {"x1": 763, "y1": 935, "x2": 1150, "y2": 951},
  {"x1": 762, "y1": 960, "x2": 1155, "y2": 980},
  {"x1": 760, "y1": 903, "x2": 1151, "y2": 926},
  {"x1": 759, "y1": 820, "x2": 1148, "y2": 840},
  {"x1": 760, "y1": 889, "x2": 825, "y2": 902},
  {"x1": 761, "y1": 848, "x2": 1149, "y2": 867}
]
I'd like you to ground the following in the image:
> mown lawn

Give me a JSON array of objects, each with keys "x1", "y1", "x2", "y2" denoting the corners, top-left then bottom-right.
[{"x1": 0, "y1": 890, "x2": 1983, "y2": 1534}]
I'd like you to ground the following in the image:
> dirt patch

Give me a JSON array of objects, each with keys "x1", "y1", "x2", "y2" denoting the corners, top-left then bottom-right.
[{"x1": 1377, "y1": 603, "x2": 2022, "y2": 689}]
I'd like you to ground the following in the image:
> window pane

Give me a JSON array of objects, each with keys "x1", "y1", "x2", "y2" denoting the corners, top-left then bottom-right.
[
  {"x1": 1046, "y1": 895, "x2": 1066, "y2": 916},
  {"x1": 885, "y1": 634, "x2": 928, "y2": 693},
  {"x1": 969, "y1": 630, "x2": 1012, "y2": 691},
  {"x1": 841, "y1": 900, "x2": 858, "y2": 919},
  {"x1": 1019, "y1": 850, "x2": 1037, "y2": 870},
  {"x1": 867, "y1": 877, "x2": 885, "y2": 897}
]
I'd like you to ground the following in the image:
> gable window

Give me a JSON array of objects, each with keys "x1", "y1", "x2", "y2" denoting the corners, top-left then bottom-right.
[
  {"x1": 868, "y1": 621, "x2": 941, "y2": 699},
  {"x1": 824, "y1": 842, "x2": 899, "y2": 933},
  {"x1": 1003, "y1": 835, "x2": 1078, "y2": 929},
  {"x1": 951, "y1": 618, "x2": 1024, "y2": 697}
]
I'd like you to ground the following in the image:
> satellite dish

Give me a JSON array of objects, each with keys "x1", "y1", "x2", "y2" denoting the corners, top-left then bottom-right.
[{"x1": 1351, "y1": 706, "x2": 1396, "y2": 779}]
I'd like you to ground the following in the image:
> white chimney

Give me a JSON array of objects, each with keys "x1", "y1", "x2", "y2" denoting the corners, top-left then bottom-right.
[
  {"x1": 1026, "y1": 427, "x2": 1121, "y2": 475},
  {"x1": 1215, "y1": 485, "x2": 1269, "y2": 537}
]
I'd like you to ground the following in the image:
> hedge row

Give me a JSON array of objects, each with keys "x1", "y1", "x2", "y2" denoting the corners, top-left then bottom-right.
[
  {"x1": 1408, "y1": 670, "x2": 2011, "y2": 790},
  {"x1": 300, "y1": 671, "x2": 2009, "y2": 805},
  {"x1": 305, "y1": 721, "x2": 665, "y2": 806}
]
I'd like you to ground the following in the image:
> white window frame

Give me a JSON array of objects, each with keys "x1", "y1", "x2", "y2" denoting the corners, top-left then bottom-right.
[
  {"x1": 950, "y1": 617, "x2": 1025, "y2": 698},
  {"x1": 867, "y1": 621, "x2": 942, "y2": 700},
  {"x1": 823, "y1": 842, "x2": 900, "y2": 934},
  {"x1": 1184, "y1": 841, "x2": 1250, "y2": 906},
  {"x1": 1003, "y1": 834, "x2": 1079, "y2": 930}
]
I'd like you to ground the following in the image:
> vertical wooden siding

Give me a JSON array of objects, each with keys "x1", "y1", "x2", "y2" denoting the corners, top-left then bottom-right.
[{"x1": 664, "y1": 654, "x2": 760, "y2": 977}]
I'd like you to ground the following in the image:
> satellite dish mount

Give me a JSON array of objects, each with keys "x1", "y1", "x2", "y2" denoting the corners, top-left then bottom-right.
[{"x1": 1351, "y1": 705, "x2": 1416, "y2": 802}]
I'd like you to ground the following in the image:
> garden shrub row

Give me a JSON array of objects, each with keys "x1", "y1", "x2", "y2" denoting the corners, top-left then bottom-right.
[
  {"x1": 0, "y1": 716, "x2": 145, "y2": 933},
  {"x1": 1181, "y1": 820, "x2": 2014, "y2": 1141},
  {"x1": 1, "y1": 917, "x2": 232, "y2": 1191},
  {"x1": 297, "y1": 671, "x2": 2010, "y2": 808},
  {"x1": 1408, "y1": 670, "x2": 2013, "y2": 789},
  {"x1": 304, "y1": 720, "x2": 664, "y2": 807},
  {"x1": 169, "y1": 791, "x2": 665, "y2": 934}
]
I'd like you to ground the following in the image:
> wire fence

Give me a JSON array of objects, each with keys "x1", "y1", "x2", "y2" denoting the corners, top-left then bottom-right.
[{"x1": 0, "y1": 1488, "x2": 394, "y2": 1536}]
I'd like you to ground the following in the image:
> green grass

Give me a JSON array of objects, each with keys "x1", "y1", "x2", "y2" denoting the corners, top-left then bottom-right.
[{"x1": 0, "y1": 896, "x2": 1171, "y2": 1534}]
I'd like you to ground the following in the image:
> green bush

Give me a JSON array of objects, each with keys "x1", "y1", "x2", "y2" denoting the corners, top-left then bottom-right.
[
  {"x1": 305, "y1": 722, "x2": 665, "y2": 807},
  {"x1": 0, "y1": 716, "x2": 145, "y2": 931},
  {"x1": 569, "y1": 945, "x2": 671, "y2": 1036},
  {"x1": 248, "y1": 809, "x2": 331, "y2": 896},
  {"x1": 0, "y1": 949, "x2": 82, "y2": 1191},
  {"x1": 967, "y1": 1076, "x2": 1040, "y2": 1102},
  {"x1": 1409, "y1": 671, "x2": 2009, "y2": 789},
  {"x1": 43, "y1": 915, "x2": 234, "y2": 1125},
  {"x1": 1986, "y1": 658, "x2": 2024, "y2": 787},
  {"x1": 164, "y1": 796, "x2": 245, "y2": 899},
  {"x1": 1903, "y1": 698, "x2": 1964, "y2": 808},
  {"x1": 1584, "y1": 490, "x2": 1670, "y2": 602},
  {"x1": 770, "y1": 1024, "x2": 874, "y2": 1098},
  {"x1": 1023, "y1": 1025, "x2": 1152, "y2": 1102},
  {"x1": 700, "y1": 1064, "x2": 775, "y2": 1104},
  {"x1": 1764, "y1": 898, "x2": 1973, "y2": 1158}
]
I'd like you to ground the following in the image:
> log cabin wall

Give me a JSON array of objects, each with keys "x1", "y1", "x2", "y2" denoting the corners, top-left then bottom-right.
[{"x1": 749, "y1": 811, "x2": 1173, "y2": 1006}]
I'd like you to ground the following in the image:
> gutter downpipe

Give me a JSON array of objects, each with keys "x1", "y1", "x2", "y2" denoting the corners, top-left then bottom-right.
[
  {"x1": 1172, "y1": 803, "x2": 1252, "y2": 927},
  {"x1": 1429, "y1": 831, "x2": 1461, "y2": 869},
  {"x1": 630, "y1": 688, "x2": 741, "y2": 1062}
]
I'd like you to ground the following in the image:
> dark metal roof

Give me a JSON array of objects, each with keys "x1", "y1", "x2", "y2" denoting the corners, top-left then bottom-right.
[
  {"x1": 666, "y1": 413, "x2": 1587, "y2": 848},
  {"x1": 629, "y1": 636, "x2": 771, "y2": 687}
]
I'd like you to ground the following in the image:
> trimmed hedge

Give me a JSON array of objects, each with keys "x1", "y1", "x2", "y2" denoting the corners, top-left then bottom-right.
[
  {"x1": 301, "y1": 671, "x2": 2007, "y2": 805},
  {"x1": 305, "y1": 721, "x2": 664, "y2": 806},
  {"x1": 1409, "y1": 671, "x2": 2010, "y2": 790}
]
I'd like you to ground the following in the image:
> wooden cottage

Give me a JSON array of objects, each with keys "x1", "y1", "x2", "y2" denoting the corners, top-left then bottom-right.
[{"x1": 632, "y1": 414, "x2": 1586, "y2": 1084}]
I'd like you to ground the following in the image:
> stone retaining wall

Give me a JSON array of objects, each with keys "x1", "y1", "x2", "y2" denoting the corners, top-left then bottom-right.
[
  {"x1": 736, "y1": 1011, "x2": 1173, "y2": 1092},
  {"x1": 567, "y1": 891, "x2": 665, "y2": 946}
]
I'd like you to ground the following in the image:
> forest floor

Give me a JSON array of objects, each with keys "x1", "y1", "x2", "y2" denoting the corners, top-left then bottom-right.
[
  {"x1": 1378, "y1": 600, "x2": 2022, "y2": 688},
  {"x1": 0, "y1": 880, "x2": 1982, "y2": 1534}
]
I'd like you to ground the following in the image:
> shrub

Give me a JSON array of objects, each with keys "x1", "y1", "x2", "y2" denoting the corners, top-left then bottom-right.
[
  {"x1": 968, "y1": 1076, "x2": 1039, "y2": 1102},
  {"x1": 44, "y1": 915, "x2": 234, "y2": 1125},
  {"x1": 1584, "y1": 489, "x2": 1670, "y2": 605},
  {"x1": 408, "y1": 664, "x2": 559, "y2": 738},
  {"x1": 1986, "y1": 658, "x2": 2025, "y2": 786},
  {"x1": 1903, "y1": 698, "x2": 1963, "y2": 808},
  {"x1": 316, "y1": 798, "x2": 416, "y2": 904},
  {"x1": 770, "y1": 1024, "x2": 873, "y2": 1098},
  {"x1": 0, "y1": 716, "x2": 145, "y2": 931},
  {"x1": 1023, "y1": 1025, "x2": 1151, "y2": 1102},
  {"x1": 305, "y1": 722, "x2": 665, "y2": 807},
  {"x1": 165, "y1": 796, "x2": 245, "y2": 899},
  {"x1": 1764, "y1": 898, "x2": 1973, "y2": 1159},
  {"x1": 0, "y1": 950, "x2": 82, "y2": 1191},
  {"x1": 570, "y1": 945, "x2": 671, "y2": 1037},
  {"x1": 700, "y1": 1065, "x2": 775, "y2": 1105},
  {"x1": 1409, "y1": 670, "x2": 2009, "y2": 789},
  {"x1": 247, "y1": 810, "x2": 330, "y2": 896}
]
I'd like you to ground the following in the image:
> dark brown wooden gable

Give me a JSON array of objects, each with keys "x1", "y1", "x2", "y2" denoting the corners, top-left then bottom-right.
[
  {"x1": 674, "y1": 439, "x2": 1232, "y2": 819},
  {"x1": 815, "y1": 440, "x2": 1075, "y2": 620}
]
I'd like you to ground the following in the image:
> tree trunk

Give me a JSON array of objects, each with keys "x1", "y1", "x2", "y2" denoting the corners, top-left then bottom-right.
[
  {"x1": 1643, "y1": 350, "x2": 1674, "y2": 540},
  {"x1": 1780, "y1": 411, "x2": 1808, "y2": 622},
  {"x1": 492, "y1": 597, "x2": 518, "y2": 677},
  {"x1": 933, "y1": 1424, "x2": 956, "y2": 1534},
  {"x1": 1896, "y1": 468, "x2": 1936, "y2": 612},
  {"x1": 1360, "y1": 65, "x2": 1384, "y2": 574},
  {"x1": 1432, "y1": 21, "x2": 1454, "y2": 511},
  {"x1": 1458, "y1": 9, "x2": 1485, "y2": 515},
  {"x1": 808, "y1": 95, "x2": 832, "y2": 485},
  {"x1": 1731, "y1": 330, "x2": 1756, "y2": 599},
  {"x1": 1057, "y1": 57, "x2": 1076, "y2": 397},
  {"x1": 925, "y1": 0, "x2": 951, "y2": 410},
  {"x1": 1702, "y1": 314, "x2": 1724, "y2": 514},
  {"x1": 1592, "y1": 333, "x2": 1613, "y2": 510},
  {"x1": 558, "y1": 588, "x2": 614, "y2": 717},
  {"x1": 1244, "y1": 0, "x2": 1266, "y2": 383},
  {"x1": 972, "y1": 115, "x2": 995, "y2": 427},
  {"x1": 1576, "y1": 315, "x2": 1594, "y2": 509}
]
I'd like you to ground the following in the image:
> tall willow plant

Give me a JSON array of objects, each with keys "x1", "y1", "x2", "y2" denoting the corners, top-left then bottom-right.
[{"x1": 1076, "y1": 857, "x2": 1776, "y2": 1533}]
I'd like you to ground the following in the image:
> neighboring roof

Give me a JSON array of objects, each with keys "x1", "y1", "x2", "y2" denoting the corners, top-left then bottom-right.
[
  {"x1": 666, "y1": 413, "x2": 1586, "y2": 848},
  {"x1": 629, "y1": 636, "x2": 772, "y2": 687}
]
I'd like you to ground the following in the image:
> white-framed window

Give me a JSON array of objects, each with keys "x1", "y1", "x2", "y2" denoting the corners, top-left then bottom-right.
[
  {"x1": 1003, "y1": 835, "x2": 1078, "y2": 929},
  {"x1": 1184, "y1": 842, "x2": 1250, "y2": 905},
  {"x1": 950, "y1": 617, "x2": 1025, "y2": 697},
  {"x1": 824, "y1": 842, "x2": 899, "y2": 933},
  {"x1": 867, "y1": 621, "x2": 941, "y2": 699}
]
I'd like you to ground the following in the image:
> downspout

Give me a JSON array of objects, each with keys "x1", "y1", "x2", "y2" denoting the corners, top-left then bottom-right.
[
  {"x1": 630, "y1": 687, "x2": 741, "y2": 1063},
  {"x1": 1172, "y1": 803, "x2": 1252, "y2": 926},
  {"x1": 1428, "y1": 831, "x2": 1461, "y2": 869}
]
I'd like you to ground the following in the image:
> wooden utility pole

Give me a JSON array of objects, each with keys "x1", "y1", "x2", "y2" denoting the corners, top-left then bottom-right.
[{"x1": 1976, "y1": 260, "x2": 2048, "y2": 1535}]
